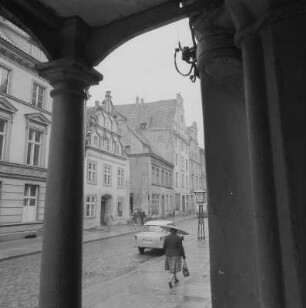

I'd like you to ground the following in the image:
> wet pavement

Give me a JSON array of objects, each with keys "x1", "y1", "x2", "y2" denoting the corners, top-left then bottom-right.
[
  {"x1": 0, "y1": 216, "x2": 211, "y2": 307},
  {"x1": 83, "y1": 219, "x2": 211, "y2": 308}
]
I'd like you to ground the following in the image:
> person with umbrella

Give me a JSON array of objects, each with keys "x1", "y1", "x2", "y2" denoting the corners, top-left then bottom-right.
[{"x1": 161, "y1": 225, "x2": 188, "y2": 288}]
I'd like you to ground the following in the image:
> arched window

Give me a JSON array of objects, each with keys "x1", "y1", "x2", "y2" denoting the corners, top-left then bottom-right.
[
  {"x1": 98, "y1": 114, "x2": 104, "y2": 126},
  {"x1": 103, "y1": 138, "x2": 109, "y2": 151},
  {"x1": 112, "y1": 140, "x2": 116, "y2": 153},
  {"x1": 115, "y1": 143, "x2": 120, "y2": 155},
  {"x1": 93, "y1": 135, "x2": 99, "y2": 147}
]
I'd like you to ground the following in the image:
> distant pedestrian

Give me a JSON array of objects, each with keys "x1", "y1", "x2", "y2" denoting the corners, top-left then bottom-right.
[
  {"x1": 105, "y1": 214, "x2": 113, "y2": 231},
  {"x1": 140, "y1": 211, "x2": 146, "y2": 226},
  {"x1": 132, "y1": 211, "x2": 138, "y2": 229},
  {"x1": 163, "y1": 226, "x2": 186, "y2": 288}
]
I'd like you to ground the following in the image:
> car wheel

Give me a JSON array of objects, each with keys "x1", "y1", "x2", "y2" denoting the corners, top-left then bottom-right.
[{"x1": 138, "y1": 247, "x2": 145, "y2": 254}]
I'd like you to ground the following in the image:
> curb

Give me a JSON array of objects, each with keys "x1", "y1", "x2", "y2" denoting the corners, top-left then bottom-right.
[{"x1": 0, "y1": 216, "x2": 196, "y2": 262}]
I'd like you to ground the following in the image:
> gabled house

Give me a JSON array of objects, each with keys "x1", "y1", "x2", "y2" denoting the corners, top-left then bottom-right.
[{"x1": 84, "y1": 91, "x2": 130, "y2": 229}]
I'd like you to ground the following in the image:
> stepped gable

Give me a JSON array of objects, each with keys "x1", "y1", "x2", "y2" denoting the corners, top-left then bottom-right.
[{"x1": 115, "y1": 99, "x2": 177, "y2": 129}]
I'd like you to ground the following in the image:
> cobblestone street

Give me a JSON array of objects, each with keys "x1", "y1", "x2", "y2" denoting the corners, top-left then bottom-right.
[{"x1": 0, "y1": 218, "x2": 211, "y2": 307}]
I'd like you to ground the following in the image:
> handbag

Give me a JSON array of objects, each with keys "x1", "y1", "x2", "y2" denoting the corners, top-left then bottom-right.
[{"x1": 182, "y1": 260, "x2": 190, "y2": 277}]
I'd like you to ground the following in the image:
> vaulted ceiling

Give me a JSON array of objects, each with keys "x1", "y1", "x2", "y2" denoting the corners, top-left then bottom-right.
[{"x1": 0, "y1": 0, "x2": 207, "y2": 66}]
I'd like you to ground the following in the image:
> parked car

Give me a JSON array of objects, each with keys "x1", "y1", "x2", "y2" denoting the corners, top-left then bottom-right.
[{"x1": 135, "y1": 220, "x2": 175, "y2": 254}]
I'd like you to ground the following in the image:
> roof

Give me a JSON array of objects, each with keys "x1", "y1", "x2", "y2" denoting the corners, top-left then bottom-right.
[{"x1": 115, "y1": 99, "x2": 177, "y2": 130}]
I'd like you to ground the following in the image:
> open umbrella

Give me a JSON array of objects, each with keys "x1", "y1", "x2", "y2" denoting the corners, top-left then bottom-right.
[{"x1": 160, "y1": 225, "x2": 189, "y2": 235}]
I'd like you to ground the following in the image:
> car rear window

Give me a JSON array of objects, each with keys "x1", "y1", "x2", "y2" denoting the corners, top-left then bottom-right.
[{"x1": 143, "y1": 225, "x2": 163, "y2": 232}]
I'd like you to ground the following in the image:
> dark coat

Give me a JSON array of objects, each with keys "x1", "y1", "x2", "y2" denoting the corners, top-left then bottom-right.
[{"x1": 163, "y1": 233, "x2": 185, "y2": 259}]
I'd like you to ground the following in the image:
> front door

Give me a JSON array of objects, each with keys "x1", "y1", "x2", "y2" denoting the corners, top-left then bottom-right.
[{"x1": 22, "y1": 184, "x2": 38, "y2": 222}]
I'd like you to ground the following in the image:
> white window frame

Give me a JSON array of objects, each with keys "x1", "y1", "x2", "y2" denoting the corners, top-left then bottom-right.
[
  {"x1": 0, "y1": 117, "x2": 7, "y2": 161},
  {"x1": 24, "y1": 184, "x2": 39, "y2": 208},
  {"x1": 31, "y1": 82, "x2": 45, "y2": 109},
  {"x1": 85, "y1": 195, "x2": 96, "y2": 217},
  {"x1": 117, "y1": 167, "x2": 124, "y2": 188},
  {"x1": 87, "y1": 160, "x2": 97, "y2": 184},
  {"x1": 0, "y1": 65, "x2": 10, "y2": 94},
  {"x1": 26, "y1": 127, "x2": 43, "y2": 166},
  {"x1": 104, "y1": 164, "x2": 112, "y2": 186}
]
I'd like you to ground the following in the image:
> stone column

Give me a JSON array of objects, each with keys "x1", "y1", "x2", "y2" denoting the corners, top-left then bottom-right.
[
  {"x1": 37, "y1": 58, "x2": 102, "y2": 308},
  {"x1": 228, "y1": 1, "x2": 305, "y2": 307},
  {"x1": 191, "y1": 10, "x2": 259, "y2": 307},
  {"x1": 259, "y1": 6, "x2": 305, "y2": 306}
]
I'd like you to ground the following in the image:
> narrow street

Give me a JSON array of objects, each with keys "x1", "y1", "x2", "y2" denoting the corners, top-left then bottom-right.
[{"x1": 0, "y1": 218, "x2": 211, "y2": 308}]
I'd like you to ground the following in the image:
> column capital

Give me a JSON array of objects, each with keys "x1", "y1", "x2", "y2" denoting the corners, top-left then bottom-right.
[
  {"x1": 190, "y1": 6, "x2": 241, "y2": 81},
  {"x1": 36, "y1": 58, "x2": 103, "y2": 97}
]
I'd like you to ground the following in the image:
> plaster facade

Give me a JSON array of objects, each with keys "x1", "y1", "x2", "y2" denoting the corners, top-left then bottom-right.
[
  {"x1": 0, "y1": 17, "x2": 52, "y2": 228},
  {"x1": 84, "y1": 93, "x2": 130, "y2": 229},
  {"x1": 115, "y1": 94, "x2": 206, "y2": 217}
]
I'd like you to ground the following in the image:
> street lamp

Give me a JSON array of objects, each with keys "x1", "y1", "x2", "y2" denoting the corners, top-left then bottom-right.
[{"x1": 194, "y1": 190, "x2": 206, "y2": 239}]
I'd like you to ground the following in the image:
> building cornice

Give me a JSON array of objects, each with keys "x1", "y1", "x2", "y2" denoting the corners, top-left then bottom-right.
[
  {"x1": 128, "y1": 152, "x2": 174, "y2": 169},
  {"x1": 0, "y1": 38, "x2": 41, "y2": 75},
  {"x1": 0, "y1": 92, "x2": 52, "y2": 116},
  {"x1": 0, "y1": 161, "x2": 47, "y2": 181},
  {"x1": 85, "y1": 145, "x2": 127, "y2": 161}
]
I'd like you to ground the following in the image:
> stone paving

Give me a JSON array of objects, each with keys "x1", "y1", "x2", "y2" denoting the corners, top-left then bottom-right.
[
  {"x1": 0, "y1": 215, "x2": 211, "y2": 307},
  {"x1": 84, "y1": 219, "x2": 211, "y2": 308}
]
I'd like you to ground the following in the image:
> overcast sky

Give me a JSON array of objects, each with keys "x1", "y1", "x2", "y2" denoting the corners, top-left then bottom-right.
[{"x1": 88, "y1": 18, "x2": 204, "y2": 147}]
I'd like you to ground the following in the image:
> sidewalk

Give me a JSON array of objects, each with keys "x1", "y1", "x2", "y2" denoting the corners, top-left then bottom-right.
[{"x1": 0, "y1": 214, "x2": 196, "y2": 262}]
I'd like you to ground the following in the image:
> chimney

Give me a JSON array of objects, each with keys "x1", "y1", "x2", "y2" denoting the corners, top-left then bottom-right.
[
  {"x1": 95, "y1": 100, "x2": 100, "y2": 107},
  {"x1": 136, "y1": 96, "x2": 139, "y2": 104}
]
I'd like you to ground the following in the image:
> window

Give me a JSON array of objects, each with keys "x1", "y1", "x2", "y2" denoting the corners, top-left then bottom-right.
[
  {"x1": 176, "y1": 172, "x2": 179, "y2": 187},
  {"x1": 156, "y1": 168, "x2": 160, "y2": 185},
  {"x1": 93, "y1": 135, "x2": 99, "y2": 147},
  {"x1": 85, "y1": 195, "x2": 96, "y2": 217},
  {"x1": 0, "y1": 65, "x2": 10, "y2": 94},
  {"x1": 151, "y1": 194, "x2": 159, "y2": 215},
  {"x1": 103, "y1": 138, "x2": 109, "y2": 151},
  {"x1": 117, "y1": 197, "x2": 123, "y2": 217},
  {"x1": 87, "y1": 160, "x2": 97, "y2": 184},
  {"x1": 0, "y1": 118, "x2": 7, "y2": 160},
  {"x1": 26, "y1": 128, "x2": 42, "y2": 166},
  {"x1": 104, "y1": 164, "x2": 111, "y2": 185},
  {"x1": 182, "y1": 174, "x2": 184, "y2": 188},
  {"x1": 175, "y1": 154, "x2": 178, "y2": 165},
  {"x1": 115, "y1": 142, "x2": 120, "y2": 155},
  {"x1": 112, "y1": 140, "x2": 116, "y2": 153},
  {"x1": 152, "y1": 167, "x2": 155, "y2": 184},
  {"x1": 186, "y1": 159, "x2": 188, "y2": 171},
  {"x1": 117, "y1": 168, "x2": 124, "y2": 187},
  {"x1": 24, "y1": 184, "x2": 38, "y2": 208},
  {"x1": 32, "y1": 82, "x2": 45, "y2": 108},
  {"x1": 24, "y1": 114, "x2": 50, "y2": 168},
  {"x1": 161, "y1": 170, "x2": 164, "y2": 186}
]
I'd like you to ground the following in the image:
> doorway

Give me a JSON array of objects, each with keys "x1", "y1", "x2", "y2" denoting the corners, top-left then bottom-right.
[
  {"x1": 22, "y1": 184, "x2": 38, "y2": 222},
  {"x1": 100, "y1": 194, "x2": 112, "y2": 225}
]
